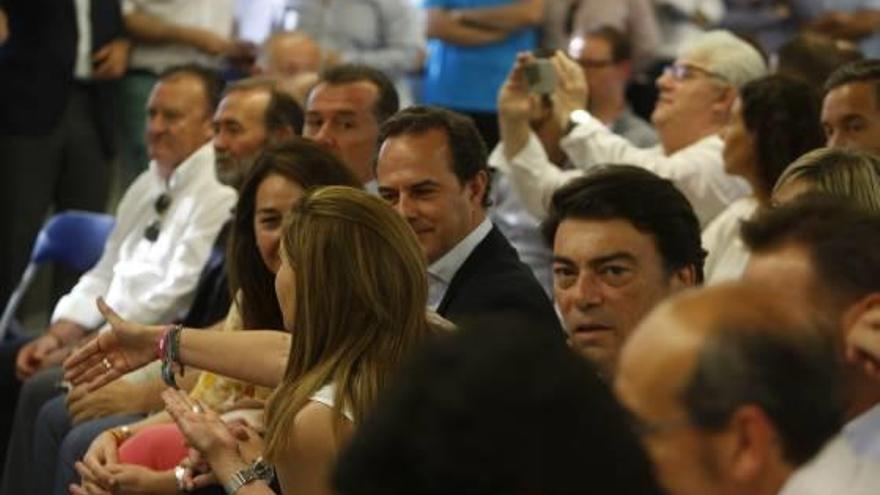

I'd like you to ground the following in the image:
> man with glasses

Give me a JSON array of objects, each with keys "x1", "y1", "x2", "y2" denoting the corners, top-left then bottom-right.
[
  {"x1": 496, "y1": 30, "x2": 766, "y2": 227},
  {"x1": 615, "y1": 282, "x2": 842, "y2": 495},
  {"x1": 0, "y1": 65, "x2": 236, "y2": 493},
  {"x1": 568, "y1": 26, "x2": 657, "y2": 148}
]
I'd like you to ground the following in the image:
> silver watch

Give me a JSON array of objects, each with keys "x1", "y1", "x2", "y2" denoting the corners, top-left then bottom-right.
[{"x1": 223, "y1": 456, "x2": 274, "y2": 495}]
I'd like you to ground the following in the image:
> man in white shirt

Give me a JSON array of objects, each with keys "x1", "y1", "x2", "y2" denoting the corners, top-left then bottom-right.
[
  {"x1": 616, "y1": 282, "x2": 842, "y2": 495},
  {"x1": 741, "y1": 197, "x2": 880, "y2": 494},
  {"x1": 496, "y1": 30, "x2": 766, "y2": 227},
  {"x1": 0, "y1": 65, "x2": 236, "y2": 494}
]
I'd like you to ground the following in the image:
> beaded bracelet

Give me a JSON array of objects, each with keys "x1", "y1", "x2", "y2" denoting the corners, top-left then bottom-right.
[{"x1": 160, "y1": 324, "x2": 184, "y2": 388}]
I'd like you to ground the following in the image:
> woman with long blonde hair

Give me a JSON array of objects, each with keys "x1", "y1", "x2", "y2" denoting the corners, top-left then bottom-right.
[{"x1": 64, "y1": 186, "x2": 448, "y2": 495}]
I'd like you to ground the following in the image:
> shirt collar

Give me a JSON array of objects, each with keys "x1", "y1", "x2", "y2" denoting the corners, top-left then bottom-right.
[
  {"x1": 148, "y1": 142, "x2": 214, "y2": 192},
  {"x1": 428, "y1": 218, "x2": 493, "y2": 285},
  {"x1": 843, "y1": 403, "x2": 880, "y2": 455}
]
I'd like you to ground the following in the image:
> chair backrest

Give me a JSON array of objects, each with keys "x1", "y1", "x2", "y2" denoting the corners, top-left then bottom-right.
[
  {"x1": 0, "y1": 211, "x2": 116, "y2": 339},
  {"x1": 32, "y1": 211, "x2": 116, "y2": 271}
]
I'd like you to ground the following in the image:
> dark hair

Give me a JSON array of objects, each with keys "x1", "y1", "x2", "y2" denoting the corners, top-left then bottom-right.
[
  {"x1": 775, "y1": 33, "x2": 863, "y2": 90},
  {"x1": 738, "y1": 75, "x2": 825, "y2": 195},
  {"x1": 314, "y1": 64, "x2": 399, "y2": 124},
  {"x1": 334, "y1": 317, "x2": 664, "y2": 495},
  {"x1": 158, "y1": 64, "x2": 224, "y2": 116},
  {"x1": 228, "y1": 137, "x2": 361, "y2": 329},
  {"x1": 742, "y1": 194, "x2": 880, "y2": 306},
  {"x1": 542, "y1": 165, "x2": 705, "y2": 282},
  {"x1": 682, "y1": 318, "x2": 842, "y2": 465},
  {"x1": 824, "y1": 59, "x2": 880, "y2": 105},
  {"x1": 378, "y1": 106, "x2": 491, "y2": 207},
  {"x1": 225, "y1": 77, "x2": 304, "y2": 135},
  {"x1": 586, "y1": 25, "x2": 632, "y2": 62}
]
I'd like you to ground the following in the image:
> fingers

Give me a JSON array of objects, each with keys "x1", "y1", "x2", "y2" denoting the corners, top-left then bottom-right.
[
  {"x1": 65, "y1": 353, "x2": 123, "y2": 390},
  {"x1": 96, "y1": 298, "x2": 123, "y2": 327},
  {"x1": 63, "y1": 339, "x2": 100, "y2": 378},
  {"x1": 74, "y1": 461, "x2": 113, "y2": 493},
  {"x1": 190, "y1": 471, "x2": 217, "y2": 490}
]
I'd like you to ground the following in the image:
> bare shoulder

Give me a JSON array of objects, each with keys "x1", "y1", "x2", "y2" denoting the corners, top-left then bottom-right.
[{"x1": 275, "y1": 401, "x2": 355, "y2": 495}]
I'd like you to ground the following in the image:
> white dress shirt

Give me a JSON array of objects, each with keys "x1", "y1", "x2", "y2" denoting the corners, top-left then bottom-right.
[
  {"x1": 51, "y1": 143, "x2": 237, "y2": 329},
  {"x1": 701, "y1": 196, "x2": 759, "y2": 284},
  {"x1": 427, "y1": 218, "x2": 493, "y2": 311},
  {"x1": 500, "y1": 113, "x2": 750, "y2": 227},
  {"x1": 780, "y1": 404, "x2": 880, "y2": 495}
]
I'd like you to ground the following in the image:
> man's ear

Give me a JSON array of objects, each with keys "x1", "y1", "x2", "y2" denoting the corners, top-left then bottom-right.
[
  {"x1": 721, "y1": 405, "x2": 779, "y2": 484},
  {"x1": 466, "y1": 169, "x2": 490, "y2": 207},
  {"x1": 712, "y1": 85, "x2": 738, "y2": 121},
  {"x1": 669, "y1": 264, "x2": 698, "y2": 291},
  {"x1": 841, "y1": 292, "x2": 880, "y2": 337}
]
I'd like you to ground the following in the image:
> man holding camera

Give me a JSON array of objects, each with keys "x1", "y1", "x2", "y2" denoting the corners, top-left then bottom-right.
[{"x1": 496, "y1": 30, "x2": 765, "y2": 227}]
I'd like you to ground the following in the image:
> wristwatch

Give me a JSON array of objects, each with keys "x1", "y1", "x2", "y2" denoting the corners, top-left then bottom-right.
[{"x1": 224, "y1": 456, "x2": 274, "y2": 495}]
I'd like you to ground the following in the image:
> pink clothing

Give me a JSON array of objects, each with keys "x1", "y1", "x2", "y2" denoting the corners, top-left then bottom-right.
[{"x1": 118, "y1": 423, "x2": 189, "y2": 470}]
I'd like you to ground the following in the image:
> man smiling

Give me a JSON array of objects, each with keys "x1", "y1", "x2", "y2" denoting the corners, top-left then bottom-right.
[{"x1": 376, "y1": 106, "x2": 560, "y2": 333}]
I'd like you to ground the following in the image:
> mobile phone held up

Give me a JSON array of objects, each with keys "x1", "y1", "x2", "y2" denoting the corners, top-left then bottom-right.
[{"x1": 524, "y1": 52, "x2": 557, "y2": 95}]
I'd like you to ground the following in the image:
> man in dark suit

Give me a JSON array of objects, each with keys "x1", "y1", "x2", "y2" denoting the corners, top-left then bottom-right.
[
  {"x1": 376, "y1": 106, "x2": 561, "y2": 335},
  {"x1": 0, "y1": 0, "x2": 128, "y2": 309}
]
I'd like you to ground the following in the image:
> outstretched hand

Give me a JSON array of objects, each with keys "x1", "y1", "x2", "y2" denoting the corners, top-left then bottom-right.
[
  {"x1": 63, "y1": 298, "x2": 164, "y2": 390},
  {"x1": 163, "y1": 389, "x2": 240, "y2": 462}
]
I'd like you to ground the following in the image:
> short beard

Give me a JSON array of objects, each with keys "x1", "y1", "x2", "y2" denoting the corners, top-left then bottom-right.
[{"x1": 215, "y1": 152, "x2": 257, "y2": 189}]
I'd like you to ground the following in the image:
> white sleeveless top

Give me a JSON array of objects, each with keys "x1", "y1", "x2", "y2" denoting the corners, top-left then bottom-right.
[{"x1": 309, "y1": 384, "x2": 354, "y2": 422}]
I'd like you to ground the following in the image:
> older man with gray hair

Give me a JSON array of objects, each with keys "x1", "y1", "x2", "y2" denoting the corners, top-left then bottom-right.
[{"x1": 497, "y1": 30, "x2": 767, "y2": 227}]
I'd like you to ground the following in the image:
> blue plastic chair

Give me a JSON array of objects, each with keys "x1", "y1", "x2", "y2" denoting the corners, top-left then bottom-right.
[{"x1": 0, "y1": 211, "x2": 115, "y2": 341}]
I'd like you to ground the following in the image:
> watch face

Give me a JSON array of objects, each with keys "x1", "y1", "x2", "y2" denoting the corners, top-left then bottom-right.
[{"x1": 253, "y1": 459, "x2": 275, "y2": 481}]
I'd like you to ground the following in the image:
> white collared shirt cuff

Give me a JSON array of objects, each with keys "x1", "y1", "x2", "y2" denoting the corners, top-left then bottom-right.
[{"x1": 51, "y1": 294, "x2": 103, "y2": 330}]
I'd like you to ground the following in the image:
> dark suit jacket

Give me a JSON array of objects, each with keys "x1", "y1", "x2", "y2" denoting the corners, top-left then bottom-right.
[
  {"x1": 0, "y1": 0, "x2": 123, "y2": 149},
  {"x1": 437, "y1": 225, "x2": 564, "y2": 338}
]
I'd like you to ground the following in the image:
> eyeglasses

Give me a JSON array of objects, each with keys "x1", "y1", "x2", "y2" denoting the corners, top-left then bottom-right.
[
  {"x1": 144, "y1": 193, "x2": 172, "y2": 242},
  {"x1": 663, "y1": 63, "x2": 727, "y2": 83}
]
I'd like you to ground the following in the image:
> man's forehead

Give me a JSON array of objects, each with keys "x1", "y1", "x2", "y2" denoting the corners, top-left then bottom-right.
[
  {"x1": 555, "y1": 218, "x2": 660, "y2": 257},
  {"x1": 824, "y1": 82, "x2": 880, "y2": 115},
  {"x1": 216, "y1": 89, "x2": 270, "y2": 117},
  {"x1": 307, "y1": 81, "x2": 380, "y2": 114},
  {"x1": 150, "y1": 77, "x2": 209, "y2": 112}
]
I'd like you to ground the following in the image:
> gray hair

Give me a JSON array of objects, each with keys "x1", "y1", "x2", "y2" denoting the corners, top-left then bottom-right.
[{"x1": 680, "y1": 30, "x2": 767, "y2": 88}]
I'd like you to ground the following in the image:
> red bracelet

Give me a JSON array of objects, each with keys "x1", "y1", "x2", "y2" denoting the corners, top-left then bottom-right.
[{"x1": 156, "y1": 326, "x2": 171, "y2": 360}]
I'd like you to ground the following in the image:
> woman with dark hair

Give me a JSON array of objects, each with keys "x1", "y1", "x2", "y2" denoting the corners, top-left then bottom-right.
[
  {"x1": 702, "y1": 74, "x2": 825, "y2": 283},
  {"x1": 68, "y1": 138, "x2": 360, "y2": 495}
]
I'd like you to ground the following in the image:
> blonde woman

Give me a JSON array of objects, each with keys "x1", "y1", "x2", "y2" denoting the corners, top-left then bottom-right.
[
  {"x1": 772, "y1": 147, "x2": 880, "y2": 212},
  {"x1": 65, "y1": 186, "x2": 450, "y2": 495}
]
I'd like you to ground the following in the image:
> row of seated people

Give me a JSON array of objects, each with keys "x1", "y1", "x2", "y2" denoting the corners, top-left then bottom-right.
[{"x1": 2, "y1": 27, "x2": 880, "y2": 495}]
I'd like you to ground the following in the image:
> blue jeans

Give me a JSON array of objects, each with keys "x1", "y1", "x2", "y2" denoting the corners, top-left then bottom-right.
[{"x1": 32, "y1": 394, "x2": 142, "y2": 495}]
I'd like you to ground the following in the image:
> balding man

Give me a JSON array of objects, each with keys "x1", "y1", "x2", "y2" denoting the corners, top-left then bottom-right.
[
  {"x1": 616, "y1": 283, "x2": 843, "y2": 495},
  {"x1": 498, "y1": 30, "x2": 766, "y2": 227}
]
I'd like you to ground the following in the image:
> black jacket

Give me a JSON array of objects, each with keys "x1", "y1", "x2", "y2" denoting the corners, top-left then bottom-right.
[{"x1": 437, "y1": 226, "x2": 563, "y2": 338}]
